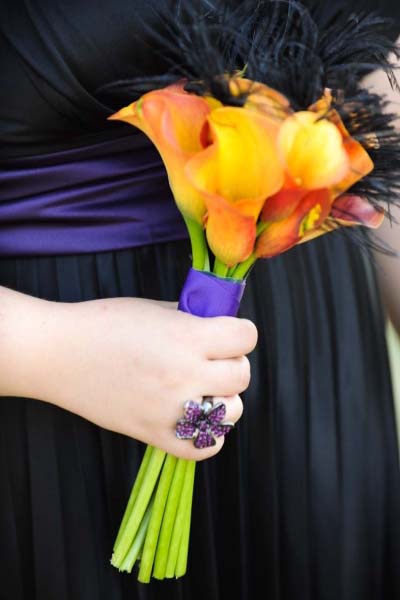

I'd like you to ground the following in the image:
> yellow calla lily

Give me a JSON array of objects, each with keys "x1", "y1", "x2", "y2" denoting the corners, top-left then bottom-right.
[
  {"x1": 258, "y1": 90, "x2": 376, "y2": 252},
  {"x1": 108, "y1": 82, "x2": 218, "y2": 223},
  {"x1": 186, "y1": 106, "x2": 285, "y2": 265},
  {"x1": 278, "y1": 111, "x2": 350, "y2": 189},
  {"x1": 308, "y1": 91, "x2": 374, "y2": 197}
]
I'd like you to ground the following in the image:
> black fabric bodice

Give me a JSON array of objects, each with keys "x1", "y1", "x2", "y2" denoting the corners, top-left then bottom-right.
[{"x1": 0, "y1": 0, "x2": 399, "y2": 158}]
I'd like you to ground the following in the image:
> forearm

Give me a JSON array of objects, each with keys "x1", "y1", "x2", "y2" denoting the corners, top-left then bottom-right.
[{"x1": 0, "y1": 285, "x2": 59, "y2": 399}]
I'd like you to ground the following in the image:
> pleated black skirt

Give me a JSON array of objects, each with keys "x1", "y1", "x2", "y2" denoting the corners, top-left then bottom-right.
[{"x1": 0, "y1": 233, "x2": 399, "y2": 600}]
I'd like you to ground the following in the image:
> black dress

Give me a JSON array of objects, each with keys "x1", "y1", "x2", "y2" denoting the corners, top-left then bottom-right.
[{"x1": 0, "y1": 2, "x2": 399, "y2": 600}]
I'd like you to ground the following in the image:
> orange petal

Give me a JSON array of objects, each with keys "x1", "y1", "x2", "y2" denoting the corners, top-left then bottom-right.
[
  {"x1": 278, "y1": 112, "x2": 350, "y2": 190},
  {"x1": 332, "y1": 137, "x2": 374, "y2": 197},
  {"x1": 308, "y1": 88, "x2": 333, "y2": 114},
  {"x1": 186, "y1": 106, "x2": 284, "y2": 221},
  {"x1": 330, "y1": 194, "x2": 384, "y2": 228},
  {"x1": 255, "y1": 189, "x2": 331, "y2": 258},
  {"x1": 297, "y1": 195, "x2": 385, "y2": 246},
  {"x1": 205, "y1": 195, "x2": 256, "y2": 266},
  {"x1": 109, "y1": 82, "x2": 212, "y2": 223},
  {"x1": 228, "y1": 77, "x2": 292, "y2": 120},
  {"x1": 261, "y1": 187, "x2": 306, "y2": 222}
]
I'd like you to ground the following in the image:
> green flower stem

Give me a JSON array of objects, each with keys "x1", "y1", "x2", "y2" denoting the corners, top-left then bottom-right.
[
  {"x1": 113, "y1": 444, "x2": 153, "y2": 551},
  {"x1": 175, "y1": 460, "x2": 196, "y2": 578},
  {"x1": 256, "y1": 221, "x2": 269, "y2": 236},
  {"x1": 213, "y1": 258, "x2": 230, "y2": 277},
  {"x1": 231, "y1": 254, "x2": 257, "y2": 280},
  {"x1": 152, "y1": 458, "x2": 188, "y2": 579},
  {"x1": 184, "y1": 217, "x2": 209, "y2": 271},
  {"x1": 137, "y1": 454, "x2": 178, "y2": 583},
  {"x1": 118, "y1": 497, "x2": 154, "y2": 573},
  {"x1": 112, "y1": 447, "x2": 166, "y2": 567},
  {"x1": 227, "y1": 264, "x2": 238, "y2": 278},
  {"x1": 165, "y1": 459, "x2": 196, "y2": 578}
]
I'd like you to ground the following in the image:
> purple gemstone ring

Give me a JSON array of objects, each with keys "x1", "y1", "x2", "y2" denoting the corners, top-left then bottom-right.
[{"x1": 175, "y1": 397, "x2": 234, "y2": 449}]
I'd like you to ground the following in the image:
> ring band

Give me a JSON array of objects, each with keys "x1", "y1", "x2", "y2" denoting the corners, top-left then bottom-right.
[{"x1": 175, "y1": 397, "x2": 234, "y2": 449}]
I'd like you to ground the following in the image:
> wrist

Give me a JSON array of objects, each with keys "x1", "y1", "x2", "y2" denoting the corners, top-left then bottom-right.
[{"x1": 0, "y1": 286, "x2": 62, "y2": 400}]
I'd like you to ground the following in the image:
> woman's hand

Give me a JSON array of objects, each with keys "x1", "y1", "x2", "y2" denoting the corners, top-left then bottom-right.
[{"x1": 0, "y1": 288, "x2": 257, "y2": 460}]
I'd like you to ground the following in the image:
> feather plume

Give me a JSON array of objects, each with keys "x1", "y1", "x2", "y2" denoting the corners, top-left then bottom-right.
[{"x1": 96, "y1": 0, "x2": 400, "y2": 252}]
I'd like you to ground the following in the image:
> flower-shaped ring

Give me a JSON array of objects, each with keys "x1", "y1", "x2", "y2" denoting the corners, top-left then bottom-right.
[{"x1": 175, "y1": 397, "x2": 234, "y2": 449}]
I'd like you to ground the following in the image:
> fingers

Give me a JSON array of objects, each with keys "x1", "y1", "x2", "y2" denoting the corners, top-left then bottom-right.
[
  {"x1": 147, "y1": 300, "x2": 178, "y2": 310},
  {"x1": 198, "y1": 317, "x2": 258, "y2": 359},
  {"x1": 168, "y1": 394, "x2": 243, "y2": 462},
  {"x1": 221, "y1": 393, "x2": 244, "y2": 424},
  {"x1": 200, "y1": 355, "x2": 251, "y2": 397}
]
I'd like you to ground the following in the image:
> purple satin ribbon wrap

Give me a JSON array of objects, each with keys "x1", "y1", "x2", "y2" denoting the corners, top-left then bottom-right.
[
  {"x1": 178, "y1": 268, "x2": 246, "y2": 318},
  {"x1": 0, "y1": 135, "x2": 188, "y2": 257}
]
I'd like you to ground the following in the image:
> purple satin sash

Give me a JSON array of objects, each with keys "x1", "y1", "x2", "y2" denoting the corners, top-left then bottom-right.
[{"x1": 0, "y1": 135, "x2": 188, "y2": 257}]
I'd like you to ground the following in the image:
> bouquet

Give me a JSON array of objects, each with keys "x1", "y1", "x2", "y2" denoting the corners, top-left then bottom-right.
[{"x1": 104, "y1": 0, "x2": 400, "y2": 583}]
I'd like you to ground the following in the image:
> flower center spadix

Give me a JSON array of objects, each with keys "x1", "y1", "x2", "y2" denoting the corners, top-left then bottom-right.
[{"x1": 299, "y1": 203, "x2": 322, "y2": 236}]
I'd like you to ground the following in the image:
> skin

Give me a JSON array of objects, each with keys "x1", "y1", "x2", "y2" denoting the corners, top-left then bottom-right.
[
  {"x1": 0, "y1": 285, "x2": 257, "y2": 461},
  {"x1": 362, "y1": 41, "x2": 400, "y2": 334}
]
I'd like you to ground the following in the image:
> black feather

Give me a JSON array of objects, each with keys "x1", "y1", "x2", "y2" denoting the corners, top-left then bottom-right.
[{"x1": 96, "y1": 0, "x2": 400, "y2": 253}]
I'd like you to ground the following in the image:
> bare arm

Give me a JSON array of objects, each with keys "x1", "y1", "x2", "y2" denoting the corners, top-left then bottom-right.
[
  {"x1": 0, "y1": 285, "x2": 257, "y2": 460},
  {"x1": 362, "y1": 42, "x2": 400, "y2": 333}
]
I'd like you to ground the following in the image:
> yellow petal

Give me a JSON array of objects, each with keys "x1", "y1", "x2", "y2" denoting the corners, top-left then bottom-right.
[
  {"x1": 307, "y1": 100, "x2": 375, "y2": 196},
  {"x1": 278, "y1": 112, "x2": 349, "y2": 189},
  {"x1": 187, "y1": 106, "x2": 284, "y2": 219}
]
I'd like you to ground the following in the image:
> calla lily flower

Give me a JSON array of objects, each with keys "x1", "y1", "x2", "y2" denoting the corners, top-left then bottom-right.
[
  {"x1": 186, "y1": 106, "x2": 285, "y2": 265},
  {"x1": 309, "y1": 91, "x2": 375, "y2": 198},
  {"x1": 257, "y1": 90, "x2": 379, "y2": 258},
  {"x1": 297, "y1": 194, "x2": 385, "y2": 245},
  {"x1": 262, "y1": 91, "x2": 375, "y2": 220},
  {"x1": 110, "y1": 79, "x2": 381, "y2": 269},
  {"x1": 256, "y1": 189, "x2": 332, "y2": 258},
  {"x1": 278, "y1": 111, "x2": 350, "y2": 190},
  {"x1": 229, "y1": 77, "x2": 292, "y2": 120},
  {"x1": 257, "y1": 191, "x2": 384, "y2": 259},
  {"x1": 108, "y1": 82, "x2": 218, "y2": 223}
]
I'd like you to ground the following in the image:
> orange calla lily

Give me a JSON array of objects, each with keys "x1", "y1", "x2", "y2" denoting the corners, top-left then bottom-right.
[
  {"x1": 228, "y1": 77, "x2": 292, "y2": 120},
  {"x1": 186, "y1": 106, "x2": 285, "y2": 265},
  {"x1": 108, "y1": 82, "x2": 218, "y2": 223},
  {"x1": 297, "y1": 194, "x2": 385, "y2": 245},
  {"x1": 261, "y1": 187, "x2": 306, "y2": 222},
  {"x1": 110, "y1": 80, "x2": 380, "y2": 270},
  {"x1": 256, "y1": 189, "x2": 332, "y2": 258}
]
